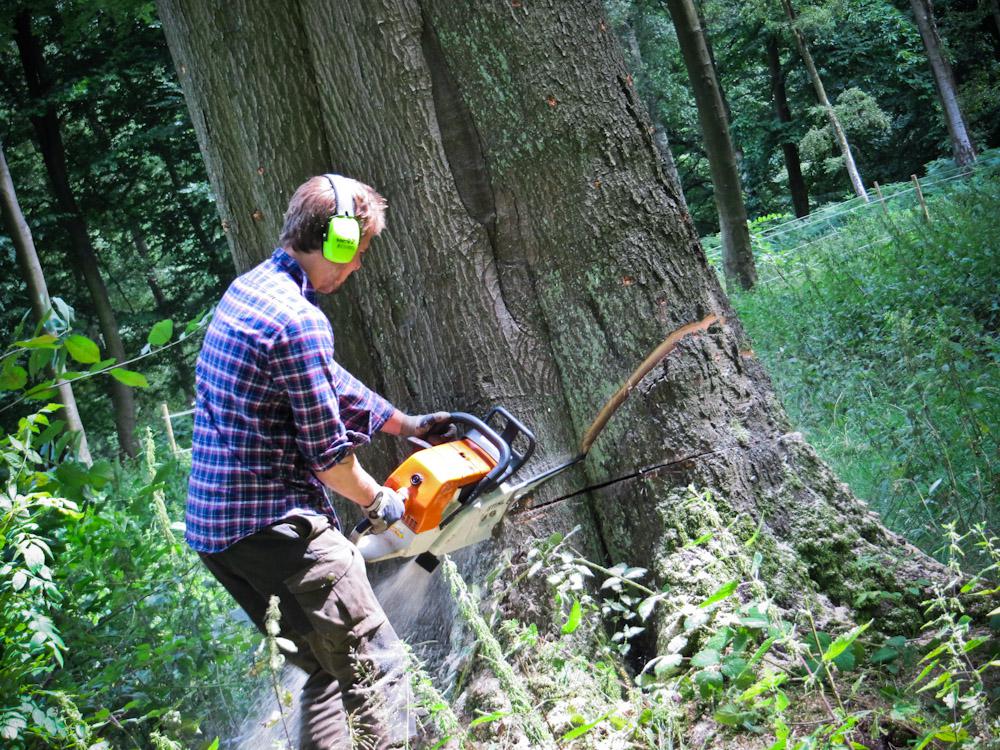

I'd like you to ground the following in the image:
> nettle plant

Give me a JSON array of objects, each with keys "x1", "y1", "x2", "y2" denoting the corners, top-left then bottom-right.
[
  {"x1": 0, "y1": 404, "x2": 88, "y2": 745},
  {"x1": 516, "y1": 492, "x2": 998, "y2": 749}
]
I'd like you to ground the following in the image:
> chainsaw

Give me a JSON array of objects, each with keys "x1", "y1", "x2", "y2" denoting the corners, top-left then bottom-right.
[
  {"x1": 349, "y1": 407, "x2": 581, "y2": 572},
  {"x1": 348, "y1": 314, "x2": 725, "y2": 572}
]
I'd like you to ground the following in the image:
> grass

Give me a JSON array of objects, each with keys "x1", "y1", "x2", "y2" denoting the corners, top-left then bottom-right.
[{"x1": 727, "y1": 152, "x2": 1000, "y2": 555}]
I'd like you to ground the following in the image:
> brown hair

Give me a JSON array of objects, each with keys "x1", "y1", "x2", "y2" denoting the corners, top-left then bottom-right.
[{"x1": 279, "y1": 175, "x2": 387, "y2": 253}]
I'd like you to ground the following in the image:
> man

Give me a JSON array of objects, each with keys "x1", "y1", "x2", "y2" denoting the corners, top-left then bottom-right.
[{"x1": 186, "y1": 173, "x2": 445, "y2": 748}]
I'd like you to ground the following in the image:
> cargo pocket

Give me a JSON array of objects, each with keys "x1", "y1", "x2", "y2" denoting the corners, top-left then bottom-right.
[{"x1": 283, "y1": 532, "x2": 387, "y2": 651}]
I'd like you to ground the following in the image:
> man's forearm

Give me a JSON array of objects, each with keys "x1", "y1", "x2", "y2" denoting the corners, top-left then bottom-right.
[
  {"x1": 381, "y1": 409, "x2": 408, "y2": 436},
  {"x1": 314, "y1": 453, "x2": 381, "y2": 507}
]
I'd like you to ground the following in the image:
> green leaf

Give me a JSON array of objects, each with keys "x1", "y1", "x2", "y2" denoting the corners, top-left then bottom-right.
[
  {"x1": 869, "y1": 647, "x2": 898, "y2": 664},
  {"x1": 691, "y1": 649, "x2": 721, "y2": 667},
  {"x1": 560, "y1": 711, "x2": 610, "y2": 741},
  {"x1": 562, "y1": 598, "x2": 582, "y2": 634},
  {"x1": 64, "y1": 334, "x2": 101, "y2": 364},
  {"x1": 0, "y1": 363, "x2": 28, "y2": 390},
  {"x1": 822, "y1": 620, "x2": 870, "y2": 663},
  {"x1": 89, "y1": 357, "x2": 116, "y2": 373},
  {"x1": 721, "y1": 656, "x2": 748, "y2": 678},
  {"x1": 15, "y1": 333, "x2": 59, "y2": 349},
  {"x1": 148, "y1": 319, "x2": 174, "y2": 346},
  {"x1": 205, "y1": 739, "x2": 220, "y2": 750},
  {"x1": 694, "y1": 668, "x2": 724, "y2": 697},
  {"x1": 713, "y1": 704, "x2": 751, "y2": 727},
  {"x1": 699, "y1": 579, "x2": 739, "y2": 608},
  {"x1": 469, "y1": 710, "x2": 510, "y2": 727},
  {"x1": 110, "y1": 368, "x2": 149, "y2": 388}
]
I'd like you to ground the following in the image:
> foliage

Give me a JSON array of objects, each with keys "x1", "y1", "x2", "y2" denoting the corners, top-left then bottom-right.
[
  {"x1": 0, "y1": 0, "x2": 233, "y2": 446},
  {"x1": 730, "y1": 156, "x2": 1000, "y2": 554},
  {"x1": 428, "y1": 491, "x2": 998, "y2": 749},
  {"x1": 0, "y1": 324, "x2": 256, "y2": 749},
  {"x1": 609, "y1": 0, "x2": 1000, "y2": 232}
]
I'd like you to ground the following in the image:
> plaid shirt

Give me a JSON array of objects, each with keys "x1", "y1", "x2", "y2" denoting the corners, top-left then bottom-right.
[{"x1": 186, "y1": 248, "x2": 395, "y2": 553}]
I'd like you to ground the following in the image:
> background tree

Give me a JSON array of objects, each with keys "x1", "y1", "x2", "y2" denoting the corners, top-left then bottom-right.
[
  {"x1": 617, "y1": 2, "x2": 689, "y2": 213},
  {"x1": 157, "y1": 0, "x2": 946, "y2": 676},
  {"x1": 0, "y1": 1, "x2": 232, "y2": 448},
  {"x1": 664, "y1": 0, "x2": 756, "y2": 289},
  {"x1": 0, "y1": 141, "x2": 91, "y2": 465},
  {"x1": 766, "y1": 33, "x2": 810, "y2": 216},
  {"x1": 908, "y1": 0, "x2": 977, "y2": 165},
  {"x1": 780, "y1": 0, "x2": 870, "y2": 201},
  {"x1": 14, "y1": 9, "x2": 139, "y2": 457}
]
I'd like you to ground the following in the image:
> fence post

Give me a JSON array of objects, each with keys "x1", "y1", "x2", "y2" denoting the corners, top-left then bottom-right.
[
  {"x1": 161, "y1": 402, "x2": 179, "y2": 457},
  {"x1": 911, "y1": 174, "x2": 931, "y2": 222},
  {"x1": 873, "y1": 181, "x2": 889, "y2": 217}
]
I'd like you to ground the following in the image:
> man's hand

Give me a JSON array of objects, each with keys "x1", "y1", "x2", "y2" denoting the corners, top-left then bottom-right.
[
  {"x1": 400, "y1": 418, "x2": 455, "y2": 440},
  {"x1": 384, "y1": 410, "x2": 457, "y2": 443},
  {"x1": 364, "y1": 486, "x2": 406, "y2": 534}
]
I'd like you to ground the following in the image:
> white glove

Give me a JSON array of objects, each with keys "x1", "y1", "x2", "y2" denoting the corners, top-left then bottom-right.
[{"x1": 364, "y1": 486, "x2": 406, "y2": 534}]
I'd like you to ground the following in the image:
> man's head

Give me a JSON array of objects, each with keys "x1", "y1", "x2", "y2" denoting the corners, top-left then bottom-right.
[{"x1": 279, "y1": 175, "x2": 387, "y2": 293}]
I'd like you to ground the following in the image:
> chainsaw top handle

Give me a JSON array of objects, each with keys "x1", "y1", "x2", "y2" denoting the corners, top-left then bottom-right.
[
  {"x1": 445, "y1": 408, "x2": 536, "y2": 513},
  {"x1": 443, "y1": 412, "x2": 511, "y2": 504}
]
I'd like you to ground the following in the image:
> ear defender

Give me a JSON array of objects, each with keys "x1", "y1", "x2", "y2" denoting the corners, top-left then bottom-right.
[{"x1": 322, "y1": 174, "x2": 362, "y2": 263}]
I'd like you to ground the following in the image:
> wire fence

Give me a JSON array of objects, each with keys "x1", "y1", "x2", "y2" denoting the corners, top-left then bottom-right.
[{"x1": 714, "y1": 156, "x2": 1000, "y2": 290}]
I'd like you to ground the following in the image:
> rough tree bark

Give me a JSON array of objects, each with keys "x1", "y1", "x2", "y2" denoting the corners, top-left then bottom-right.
[
  {"x1": 780, "y1": 0, "x2": 870, "y2": 202},
  {"x1": 157, "y1": 0, "x2": 943, "y2": 684},
  {"x1": 619, "y1": 11, "x2": 689, "y2": 215},
  {"x1": 664, "y1": 0, "x2": 756, "y2": 290},
  {"x1": 766, "y1": 34, "x2": 810, "y2": 218},
  {"x1": 1, "y1": 143, "x2": 92, "y2": 466},
  {"x1": 14, "y1": 10, "x2": 139, "y2": 457},
  {"x1": 909, "y1": 0, "x2": 977, "y2": 166}
]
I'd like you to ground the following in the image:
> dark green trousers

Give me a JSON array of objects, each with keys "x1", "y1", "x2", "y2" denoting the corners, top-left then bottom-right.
[{"x1": 200, "y1": 513, "x2": 414, "y2": 749}]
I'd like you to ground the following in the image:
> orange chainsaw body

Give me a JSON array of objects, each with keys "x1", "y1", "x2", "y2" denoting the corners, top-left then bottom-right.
[{"x1": 385, "y1": 438, "x2": 497, "y2": 534}]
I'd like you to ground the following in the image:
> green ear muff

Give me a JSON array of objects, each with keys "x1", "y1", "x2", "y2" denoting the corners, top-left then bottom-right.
[
  {"x1": 322, "y1": 215, "x2": 361, "y2": 263},
  {"x1": 321, "y1": 174, "x2": 361, "y2": 263}
]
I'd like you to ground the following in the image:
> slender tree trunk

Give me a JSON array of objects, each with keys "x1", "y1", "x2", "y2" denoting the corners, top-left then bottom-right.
[
  {"x1": 766, "y1": 34, "x2": 810, "y2": 217},
  {"x1": 129, "y1": 221, "x2": 169, "y2": 311},
  {"x1": 159, "y1": 150, "x2": 216, "y2": 257},
  {"x1": 909, "y1": 0, "x2": 977, "y2": 166},
  {"x1": 14, "y1": 10, "x2": 139, "y2": 458},
  {"x1": 158, "y1": 0, "x2": 943, "y2": 681},
  {"x1": 781, "y1": 0, "x2": 870, "y2": 202},
  {"x1": 619, "y1": 11, "x2": 689, "y2": 214},
  {"x1": 665, "y1": 0, "x2": 756, "y2": 289},
  {"x1": 0, "y1": 143, "x2": 92, "y2": 466}
]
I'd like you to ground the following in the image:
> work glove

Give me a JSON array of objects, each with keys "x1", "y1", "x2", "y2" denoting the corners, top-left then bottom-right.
[
  {"x1": 401, "y1": 412, "x2": 457, "y2": 444},
  {"x1": 364, "y1": 486, "x2": 406, "y2": 534}
]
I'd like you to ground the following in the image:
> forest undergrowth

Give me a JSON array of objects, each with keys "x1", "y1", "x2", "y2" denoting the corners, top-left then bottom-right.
[{"x1": 728, "y1": 154, "x2": 1000, "y2": 558}]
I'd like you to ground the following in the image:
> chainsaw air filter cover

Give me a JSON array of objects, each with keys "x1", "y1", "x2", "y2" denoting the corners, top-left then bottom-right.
[{"x1": 385, "y1": 438, "x2": 497, "y2": 534}]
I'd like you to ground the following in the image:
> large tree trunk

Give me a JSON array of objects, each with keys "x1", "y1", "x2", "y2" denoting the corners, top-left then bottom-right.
[
  {"x1": 1, "y1": 143, "x2": 92, "y2": 466},
  {"x1": 619, "y1": 12, "x2": 689, "y2": 215},
  {"x1": 766, "y1": 34, "x2": 810, "y2": 217},
  {"x1": 781, "y1": 0, "x2": 870, "y2": 202},
  {"x1": 14, "y1": 10, "x2": 139, "y2": 458},
  {"x1": 909, "y1": 0, "x2": 977, "y2": 166},
  {"x1": 665, "y1": 0, "x2": 756, "y2": 290},
  {"x1": 158, "y1": 0, "x2": 942, "y2": 681}
]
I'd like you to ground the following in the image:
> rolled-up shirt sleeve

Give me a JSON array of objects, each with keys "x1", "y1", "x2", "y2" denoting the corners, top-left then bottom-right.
[{"x1": 270, "y1": 315, "x2": 395, "y2": 473}]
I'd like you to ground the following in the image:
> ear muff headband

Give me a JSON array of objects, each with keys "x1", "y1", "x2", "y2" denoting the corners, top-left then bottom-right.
[{"x1": 322, "y1": 174, "x2": 361, "y2": 263}]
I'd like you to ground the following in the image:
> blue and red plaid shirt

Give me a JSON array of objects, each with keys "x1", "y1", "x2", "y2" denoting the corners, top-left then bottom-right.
[{"x1": 186, "y1": 248, "x2": 395, "y2": 553}]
